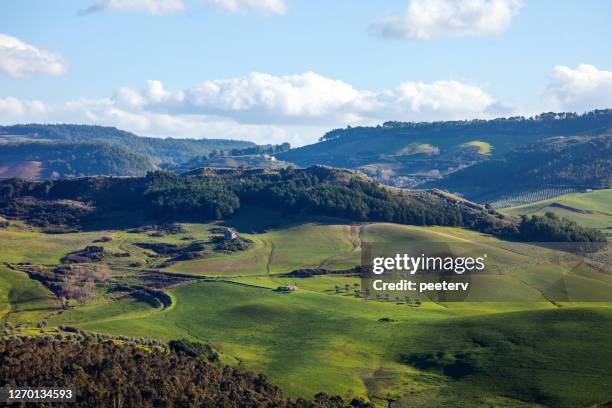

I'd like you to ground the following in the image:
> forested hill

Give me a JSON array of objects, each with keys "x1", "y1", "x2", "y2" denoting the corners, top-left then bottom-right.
[
  {"x1": 423, "y1": 134, "x2": 612, "y2": 201},
  {"x1": 277, "y1": 110, "x2": 612, "y2": 189},
  {"x1": 0, "y1": 141, "x2": 157, "y2": 179},
  {"x1": 0, "y1": 124, "x2": 255, "y2": 165},
  {"x1": 0, "y1": 166, "x2": 605, "y2": 243}
]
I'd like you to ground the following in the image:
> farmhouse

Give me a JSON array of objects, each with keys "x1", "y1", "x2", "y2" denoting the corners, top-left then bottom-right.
[{"x1": 223, "y1": 228, "x2": 239, "y2": 240}]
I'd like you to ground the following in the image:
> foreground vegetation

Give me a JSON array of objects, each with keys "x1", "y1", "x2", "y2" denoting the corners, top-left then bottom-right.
[{"x1": 0, "y1": 336, "x2": 370, "y2": 407}]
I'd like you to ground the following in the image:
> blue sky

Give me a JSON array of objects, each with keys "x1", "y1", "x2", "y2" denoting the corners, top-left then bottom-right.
[{"x1": 1, "y1": 0, "x2": 612, "y2": 145}]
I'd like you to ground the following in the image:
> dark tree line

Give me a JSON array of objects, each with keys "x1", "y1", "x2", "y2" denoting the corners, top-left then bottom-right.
[
  {"x1": 518, "y1": 212, "x2": 606, "y2": 244},
  {"x1": 320, "y1": 109, "x2": 612, "y2": 142}
]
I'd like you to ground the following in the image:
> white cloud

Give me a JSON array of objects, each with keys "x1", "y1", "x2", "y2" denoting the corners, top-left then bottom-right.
[
  {"x1": 203, "y1": 0, "x2": 286, "y2": 14},
  {"x1": 82, "y1": 0, "x2": 186, "y2": 15},
  {"x1": 181, "y1": 72, "x2": 362, "y2": 124},
  {"x1": 371, "y1": 0, "x2": 522, "y2": 40},
  {"x1": 0, "y1": 72, "x2": 504, "y2": 146},
  {"x1": 543, "y1": 64, "x2": 612, "y2": 112},
  {"x1": 0, "y1": 34, "x2": 67, "y2": 79},
  {"x1": 132, "y1": 72, "x2": 497, "y2": 125}
]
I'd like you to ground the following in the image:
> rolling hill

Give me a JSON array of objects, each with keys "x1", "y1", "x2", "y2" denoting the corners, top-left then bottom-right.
[
  {"x1": 0, "y1": 141, "x2": 157, "y2": 179},
  {"x1": 0, "y1": 124, "x2": 256, "y2": 180},
  {"x1": 501, "y1": 189, "x2": 612, "y2": 236},
  {"x1": 2, "y1": 216, "x2": 611, "y2": 406},
  {"x1": 423, "y1": 134, "x2": 612, "y2": 202},
  {"x1": 0, "y1": 166, "x2": 514, "y2": 235},
  {"x1": 278, "y1": 110, "x2": 612, "y2": 188},
  {"x1": 0, "y1": 124, "x2": 255, "y2": 165}
]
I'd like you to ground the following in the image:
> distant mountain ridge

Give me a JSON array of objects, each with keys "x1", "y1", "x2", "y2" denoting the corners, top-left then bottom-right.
[
  {"x1": 0, "y1": 124, "x2": 255, "y2": 179},
  {"x1": 278, "y1": 110, "x2": 612, "y2": 189},
  {"x1": 0, "y1": 140, "x2": 157, "y2": 179}
]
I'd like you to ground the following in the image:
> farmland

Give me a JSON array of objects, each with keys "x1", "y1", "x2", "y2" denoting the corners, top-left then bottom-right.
[{"x1": 1, "y1": 211, "x2": 611, "y2": 406}]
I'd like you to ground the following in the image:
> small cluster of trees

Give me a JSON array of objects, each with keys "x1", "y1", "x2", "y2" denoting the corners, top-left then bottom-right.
[
  {"x1": 518, "y1": 212, "x2": 607, "y2": 245},
  {"x1": 334, "y1": 284, "x2": 422, "y2": 305},
  {"x1": 194, "y1": 142, "x2": 292, "y2": 160},
  {"x1": 20, "y1": 263, "x2": 111, "y2": 307},
  {"x1": 57, "y1": 264, "x2": 111, "y2": 306}
]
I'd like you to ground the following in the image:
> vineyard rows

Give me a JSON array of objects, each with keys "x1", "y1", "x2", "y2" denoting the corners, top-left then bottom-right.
[{"x1": 488, "y1": 187, "x2": 577, "y2": 209}]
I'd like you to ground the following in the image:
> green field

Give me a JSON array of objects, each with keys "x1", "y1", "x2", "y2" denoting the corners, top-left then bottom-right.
[
  {"x1": 1, "y1": 217, "x2": 611, "y2": 406},
  {"x1": 0, "y1": 265, "x2": 59, "y2": 327},
  {"x1": 502, "y1": 189, "x2": 612, "y2": 234},
  {"x1": 459, "y1": 140, "x2": 492, "y2": 155}
]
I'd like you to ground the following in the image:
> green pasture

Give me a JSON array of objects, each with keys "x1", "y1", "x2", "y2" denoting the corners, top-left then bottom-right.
[
  {"x1": 2, "y1": 218, "x2": 612, "y2": 406},
  {"x1": 0, "y1": 265, "x2": 59, "y2": 326}
]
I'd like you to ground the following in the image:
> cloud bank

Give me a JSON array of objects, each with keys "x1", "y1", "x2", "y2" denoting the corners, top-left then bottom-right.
[
  {"x1": 0, "y1": 71, "x2": 501, "y2": 145},
  {"x1": 372, "y1": 0, "x2": 522, "y2": 40},
  {"x1": 5, "y1": 65, "x2": 611, "y2": 146},
  {"x1": 0, "y1": 34, "x2": 67, "y2": 79}
]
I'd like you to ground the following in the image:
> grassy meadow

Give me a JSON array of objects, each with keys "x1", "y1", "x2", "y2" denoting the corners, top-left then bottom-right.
[{"x1": 1, "y1": 208, "x2": 611, "y2": 406}]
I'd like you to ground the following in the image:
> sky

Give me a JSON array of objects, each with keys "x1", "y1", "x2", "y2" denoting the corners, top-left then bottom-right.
[{"x1": 1, "y1": 0, "x2": 612, "y2": 146}]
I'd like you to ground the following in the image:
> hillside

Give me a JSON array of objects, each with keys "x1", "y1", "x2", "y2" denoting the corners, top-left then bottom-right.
[
  {"x1": 0, "y1": 166, "x2": 507, "y2": 233},
  {"x1": 0, "y1": 336, "x2": 368, "y2": 407},
  {"x1": 0, "y1": 124, "x2": 255, "y2": 167},
  {"x1": 0, "y1": 166, "x2": 606, "y2": 245},
  {"x1": 501, "y1": 189, "x2": 612, "y2": 236},
  {"x1": 2, "y1": 219, "x2": 611, "y2": 406},
  {"x1": 423, "y1": 134, "x2": 612, "y2": 202},
  {"x1": 0, "y1": 141, "x2": 157, "y2": 179},
  {"x1": 174, "y1": 153, "x2": 291, "y2": 173},
  {"x1": 278, "y1": 110, "x2": 612, "y2": 188}
]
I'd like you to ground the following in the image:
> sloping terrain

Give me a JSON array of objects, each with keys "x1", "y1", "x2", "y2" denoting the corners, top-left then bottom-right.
[
  {"x1": 1, "y1": 219, "x2": 610, "y2": 407},
  {"x1": 0, "y1": 124, "x2": 254, "y2": 165},
  {"x1": 502, "y1": 189, "x2": 612, "y2": 236},
  {"x1": 279, "y1": 110, "x2": 612, "y2": 188},
  {"x1": 0, "y1": 141, "x2": 157, "y2": 179},
  {"x1": 0, "y1": 124, "x2": 256, "y2": 180},
  {"x1": 424, "y1": 135, "x2": 611, "y2": 202},
  {"x1": 0, "y1": 166, "x2": 517, "y2": 238}
]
